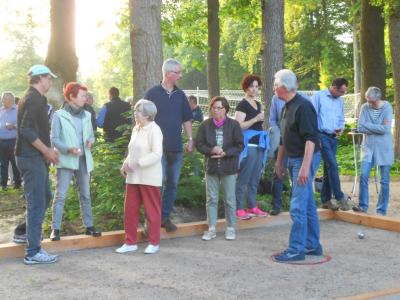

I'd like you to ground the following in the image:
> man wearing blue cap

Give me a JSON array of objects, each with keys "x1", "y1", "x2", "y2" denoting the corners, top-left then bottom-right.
[{"x1": 15, "y1": 64, "x2": 59, "y2": 264}]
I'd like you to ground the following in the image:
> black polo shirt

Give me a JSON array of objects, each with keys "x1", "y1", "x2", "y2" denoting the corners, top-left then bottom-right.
[
  {"x1": 280, "y1": 93, "x2": 320, "y2": 158},
  {"x1": 15, "y1": 86, "x2": 50, "y2": 157}
]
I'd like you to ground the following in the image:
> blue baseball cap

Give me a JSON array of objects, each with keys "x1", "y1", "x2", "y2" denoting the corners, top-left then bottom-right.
[{"x1": 27, "y1": 65, "x2": 57, "y2": 78}]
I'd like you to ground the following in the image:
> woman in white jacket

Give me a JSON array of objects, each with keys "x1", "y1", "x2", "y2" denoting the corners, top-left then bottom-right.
[{"x1": 116, "y1": 99, "x2": 163, "y2": 254}]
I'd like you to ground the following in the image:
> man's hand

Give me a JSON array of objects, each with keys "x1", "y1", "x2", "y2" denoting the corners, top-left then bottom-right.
[
  {"x1": 44, "y1": 148, "x2": 59, "y2": 164},
  {"x1": 383, "y1": 119, "x2": 389, "y2": 125},
  {"x1": 68, "y1": 148, "x2": 82, "y2": 156},
  {"x1": 297, "y1": 164, "x2": 310, "y2": 185},
  {"x1": 185, "y1": 139, "x2": 194, "y2": 154},
  {"x1": 211, "y1": 152, "x2": 226, "y2": 159},
  {"x1": 275, "y1": 161, "x2": 285, "y2": 180},
  {"x1": 86, "y1": 140, "x2": 93, "y2": 149}
]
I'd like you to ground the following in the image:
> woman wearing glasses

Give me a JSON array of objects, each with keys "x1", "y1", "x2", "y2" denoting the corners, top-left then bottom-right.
[{"x1": 195, "y1": 96, "x2": 243, "y2": 241}]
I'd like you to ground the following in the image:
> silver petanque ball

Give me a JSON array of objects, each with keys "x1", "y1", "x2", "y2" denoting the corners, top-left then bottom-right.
[{"x1": 358, "y1": 231, "x2": 366, "y2": 239}]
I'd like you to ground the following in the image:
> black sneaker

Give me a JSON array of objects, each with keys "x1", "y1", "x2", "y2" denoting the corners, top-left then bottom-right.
[
  {"x1": 13, "y1": 233, "x2": 27, "y2": 244},
  {"x1": 321, "y1": 201, "x2": 339, "y2": 211},
  {"x1": 338, "y1": 199, "x2": 350, "y2": 211},
  {"x1": 85, "y1": 227, "x2": 102, "y2": 237},
  {"x1": 305, "y1": 245, "x2": 323, "y2": 256},
  {"x1": 50, "y1": 229, "x2": 60, "y2": 241},
  {"x1": 269, "y1": 209, "x2": 280, "y2": 216},
  {"x1": 161, "y1": 219, "x2": 177, "y2": 232},
  {"x1": 352, "y1": 205, "x2": 366, "y2": 213}
]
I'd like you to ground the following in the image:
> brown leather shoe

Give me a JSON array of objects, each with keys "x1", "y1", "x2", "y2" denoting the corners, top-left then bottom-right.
[{"x1": 161, "y1": 219, "x2": 177, "y2": 232}]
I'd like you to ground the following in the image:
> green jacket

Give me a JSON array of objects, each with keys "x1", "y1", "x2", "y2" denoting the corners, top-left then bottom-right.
[{"x1": 52, "y1": 109, "x2": 94, "y2": 172}]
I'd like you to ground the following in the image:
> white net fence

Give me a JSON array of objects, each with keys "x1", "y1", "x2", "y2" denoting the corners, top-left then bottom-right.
[{"x1": 184, "y1": 89, "x2": 361, "y2": 120}]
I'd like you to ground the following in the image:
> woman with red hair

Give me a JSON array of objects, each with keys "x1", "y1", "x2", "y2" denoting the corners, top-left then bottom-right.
[{"x1": 50, "y1": 82, "x2": 101, "y2": 241}]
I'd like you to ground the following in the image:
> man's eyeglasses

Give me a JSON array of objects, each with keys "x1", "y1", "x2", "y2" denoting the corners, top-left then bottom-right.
[{"x1": 212, "y1": 106, "x2": 224, "y2": 110}]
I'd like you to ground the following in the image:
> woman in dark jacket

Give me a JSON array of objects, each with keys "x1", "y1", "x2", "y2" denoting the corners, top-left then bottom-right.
[{"x1": 195, "y1": 96, "x2": 243, "y2": 241}]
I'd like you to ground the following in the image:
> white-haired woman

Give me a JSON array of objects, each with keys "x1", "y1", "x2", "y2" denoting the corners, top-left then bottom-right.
[
  {"x1": 116, "y1": 99, "x2": 163, "y2": 254},
  {"x1": 353, "y1": 87, "x2": 394, "y2": 216}
]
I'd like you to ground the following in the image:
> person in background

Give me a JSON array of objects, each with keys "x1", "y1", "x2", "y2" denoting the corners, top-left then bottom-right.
[
  {"x1": 96, "y1": 87, "x2": 131, "y2": 142},
  {"x1": 273, "y1": 69, "x2": 322, "y2": 262},
  {"x1": 312, "y1": 77, "x2": 350, "y2": 211},
  {"x1": 195, "y1": 96, "x2": 243, "y2": 241},
  {"x1": 235, "y1": 74, "x2": 269, "y2": 220},
  {"x1": 268, "y1": 95, "x2": 287, "y2": 215},
  {"x1": 144, "y1": 58, "x2": 193, "y2": 232},
  {"x1": 188, "y1": 95, "x2": 204, "y2": 123},
  {"x1": 353, "y1": 87, "x2": 394, "y2": 216},
  {"x1": 84, "y1": 92, "x2": 97, "y2": 133},
  {"x1": 0, "y1": 92, "x2": 21, "y2": 190},
  {"x1": 116, "y1": 99, "x2": 163, "y2": 254},
  {"x1": 50, "y1": 82, "x2": 100, "y2": 241},
  {"x1": 16, "y1": 64, "x2": 59, "y2": 264}
]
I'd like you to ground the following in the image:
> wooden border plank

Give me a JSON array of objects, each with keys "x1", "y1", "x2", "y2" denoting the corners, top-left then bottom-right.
[
  {"x1": 0, "y1": 209, "x2": 334, "y2": 260},
  {"x1": 336, "y1": 287, "x2": 400, "y2": 300},
  {"x1": 333, "y1": 211, "x2": 400, "y2": 233}
]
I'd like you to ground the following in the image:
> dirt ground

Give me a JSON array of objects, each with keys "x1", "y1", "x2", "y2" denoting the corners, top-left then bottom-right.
[{"x1": 1, "y1": 220, "x2": 400, "y2": 300}]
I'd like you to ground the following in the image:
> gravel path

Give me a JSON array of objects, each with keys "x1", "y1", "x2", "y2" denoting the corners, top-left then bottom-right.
[{"x1": 1, "y1": 220, "x2": 400, "y2": 300}]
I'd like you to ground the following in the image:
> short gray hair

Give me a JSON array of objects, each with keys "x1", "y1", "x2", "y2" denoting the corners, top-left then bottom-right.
[
  {"x1": 1, "y1": 91, "x2": 15, "y2": 103},
  {"x1": 274, "y1": 69, "x2": 298, "y2": 92},
  {"x1": 162, "y1": 58, "x2": 181, "y2": 77},
  {"x1": 135, "y1": 99, "x2": 157, "y2": 121},
  {"x1": 365, "y1": 86, "x2": 382, "y2": 101}
]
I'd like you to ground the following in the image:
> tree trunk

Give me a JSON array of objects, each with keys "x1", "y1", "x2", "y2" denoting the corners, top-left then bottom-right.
[
  {"x1": 352, "y1": 0, "x2": 362, "y2": 117},
  {"x1": 207, "y1": 0, "x2": 220, "y2": 99},
  {"x1": 360, "y1": 0, "x2": 386, "y2": 104},
  {"x1": 45, "y1": 0, "x2": 78, "y2": 103},
  {"x1": 129, "y1": 0, "x2": 163, "y2": 102},
  {"x1": 261, "y1": 0, "x2": 284, "y2": 128},
  {"x1": 389, "y1": 10, "x2": 400, "y2": 159}
]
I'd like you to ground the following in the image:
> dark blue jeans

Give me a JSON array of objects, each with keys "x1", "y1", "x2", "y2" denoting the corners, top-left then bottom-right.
[
  {"x1": 287, "y1": 152, "x2": 321, "y2": 254},
  {"x1": 0, "y1": 138, "x2": 21, "y2": 187},
  {"x1": 161, "y1": 151, "x2": 183, "y2": 221},
  {"x1": 319, "y1": 134, "x2": 344, "y2": 203},
  {"x1": 271, "y1": 154, "x2": 288, "y2": 211},
  {"x1": 16, "y1": 156, "x2": 51, "y2": 257}
]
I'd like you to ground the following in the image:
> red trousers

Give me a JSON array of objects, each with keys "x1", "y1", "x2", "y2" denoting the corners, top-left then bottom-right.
[{"x1": 124, "y1": 184, "x2": 161, "y2": 245}]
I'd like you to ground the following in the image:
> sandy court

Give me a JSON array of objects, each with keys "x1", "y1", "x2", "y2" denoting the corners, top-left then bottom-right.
[{"x1": 0, "y1": 220, "x2": 400, "y2": 300}]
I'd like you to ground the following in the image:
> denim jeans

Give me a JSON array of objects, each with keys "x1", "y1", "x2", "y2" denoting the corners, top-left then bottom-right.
[
  {"x1": 287, "y1": 152, "x2": 321, "y2": 254},
  {"x1": 161, "y1": 151, "x2": 183, "y2": 221},
  {"x1": 16, "y1": 156, "x2": 51, "y2": 257},
  {"x1": 52, "y1": 156, "x2": 94, "y2": 229},
  {"x1": 319, "y1": 134, "x2": 344, "y2": 203},
  {"x1": 359, "y1": 160, "x2": 391, "y2": 215},
  {"x1": 236, "y1": 147, "x2": 264, "y2": 210},
  {"x1": 0, "y1": 138, "x2": 21, "y2": 187},
  {"x1": 205, "y1": 174, "x2": 237, "y2": 228},
  {"x1": 271, "y1": 154, "x2": 288, "y2": 211}
]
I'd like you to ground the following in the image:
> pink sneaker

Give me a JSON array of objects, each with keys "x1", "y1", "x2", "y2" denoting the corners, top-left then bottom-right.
[
  {"x1": 246, "y1": 207, "x2": 268, "y2": 217},
  {"x1": 236, "y1": 209, "x2": 252, "y2": 220}
]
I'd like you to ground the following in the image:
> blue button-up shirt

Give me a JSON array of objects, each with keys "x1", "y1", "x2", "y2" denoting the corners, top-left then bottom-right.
[
  {"x1": 312, "y1": 89, "x2": 345, "y2": 134},
  {"x1": 269, "y1": 95, "x2": 286, "y2": 128},
  {"x1": 0, "y1": 104, "x2": 17, "y2": 139}
]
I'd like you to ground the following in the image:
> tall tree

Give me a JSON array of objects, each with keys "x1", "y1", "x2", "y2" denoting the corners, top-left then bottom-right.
[
  {"x1": 45, "y1": 0, "x2": 78, "y2": 102},
  {"x1": 388, "y1": 5, "x2": 400, "y2": 158},
  {"x1": 261, "y1": 0, "x2": 284, "y2": 127},
  {"x1": 351, "y1": 0, "x2": 362, "y2": 116},
  {"x1": 129, "y1": 0, "x2": 163, "y2": 101},
  {"x1": 207, "y1": 0, "x2": 220, "y2": 99},
  {"x1": 360, "y1": 0, "x2": 386, "y2": 103}
]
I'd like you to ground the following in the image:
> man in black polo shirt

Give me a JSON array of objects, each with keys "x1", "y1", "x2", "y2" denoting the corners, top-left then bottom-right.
[
  {"x1": 16, "y1": 65, "x2": 59, "y2": 264},
  {"x1": 273, "y1": 69, "x2": 323, "y2": 262},
  {"x1": 96, "y1": 87, "x2": 131, "y2": 142},
  {"x1": 144, "y1": 58, "x2": 193, "y2": 232}
]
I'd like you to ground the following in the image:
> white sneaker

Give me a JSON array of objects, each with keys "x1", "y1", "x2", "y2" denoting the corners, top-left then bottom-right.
[
  {"x1": 202, "y1": 228, "x2": 216, "y2": 241},
  {"x1": 144, "y1": 244, "x2": 159, "y2": 254},
  {"x1": 24, "y1": 249, "x2": 58, "y2": 265},
  {"x1": 115, "y1": 244, "x2": 138, "y2": 253},
  {"x1": 225, "y1": 227, "x2": 236, "y2": 240}
]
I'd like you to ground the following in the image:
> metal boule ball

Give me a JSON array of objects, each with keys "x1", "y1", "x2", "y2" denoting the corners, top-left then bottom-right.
[{"x1": 358, "y1": 231, "x2": 366, "y2": 239}]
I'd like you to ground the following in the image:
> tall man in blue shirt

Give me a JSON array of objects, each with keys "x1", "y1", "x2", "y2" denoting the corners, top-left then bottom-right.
[
  {"x1": 0, "y1": 92, "x2": 21, "y2": 189},
  {"x1": 312, "y1": 78, "x2": 350, "y2": 211},
  {"x1": 144, "y1": 59, "x2": 193, "y2": 232}
]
